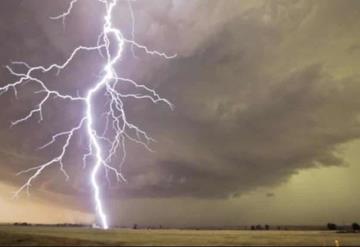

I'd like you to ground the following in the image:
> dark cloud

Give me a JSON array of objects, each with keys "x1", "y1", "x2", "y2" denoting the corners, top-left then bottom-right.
[{"x1": 0, "y1": 0, "x2": 359, "y2": 206}]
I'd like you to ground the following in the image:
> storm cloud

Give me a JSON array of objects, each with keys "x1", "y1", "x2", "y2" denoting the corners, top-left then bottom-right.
[{"x1": 0, "y1": 0, "x2": 360, "y2": 205}]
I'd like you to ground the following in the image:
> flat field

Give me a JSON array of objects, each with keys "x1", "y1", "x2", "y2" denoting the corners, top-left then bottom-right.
[{"x1": 0, "y1": 225, "x2": 359, "y2": 246}]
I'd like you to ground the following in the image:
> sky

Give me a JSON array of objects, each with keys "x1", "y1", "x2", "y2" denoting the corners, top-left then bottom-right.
[{"x1": 0, "y1": 0, "x2": 360, "y2": 227}]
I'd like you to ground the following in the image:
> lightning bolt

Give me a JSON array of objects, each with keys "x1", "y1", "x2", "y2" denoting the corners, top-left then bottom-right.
[{"x1": 0, "y1": 0, "x2": 175, "y2": 229}]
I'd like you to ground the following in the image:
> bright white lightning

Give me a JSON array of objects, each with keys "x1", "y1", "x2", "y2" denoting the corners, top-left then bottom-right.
[{"x1": 0, "y1": 0, "x2": 175, "y2": 229}]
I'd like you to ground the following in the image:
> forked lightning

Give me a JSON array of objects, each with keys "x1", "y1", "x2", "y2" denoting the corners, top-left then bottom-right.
[{"x1": 0, "y1": 0, "x2": 175, "y2": 229}]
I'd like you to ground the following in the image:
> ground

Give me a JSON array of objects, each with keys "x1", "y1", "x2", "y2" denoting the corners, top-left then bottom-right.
[{"x1": 0, "y1": 226, "x2": 360, "y2": 246}]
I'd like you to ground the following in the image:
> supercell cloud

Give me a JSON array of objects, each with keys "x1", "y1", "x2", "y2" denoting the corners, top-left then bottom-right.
[{"x1": 0, "y1": 0, "x2": 360, "y2": 209}]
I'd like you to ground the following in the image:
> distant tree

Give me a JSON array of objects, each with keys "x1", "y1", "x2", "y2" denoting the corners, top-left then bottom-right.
[
  {"x1": 251, "y1": 225, "x2": 255, "y2": 230},
  {"x1": 327, "y1": 223, "x2": 337, "y2": 230},
  {"x1": 255, "y1": 224, "x2": 263, "y2": 230},
  {"x1": 352, "y1": 223, "x2": 360, "y2": 231},
  {"x1": 265, "y1": 224, "x2": 270, "y2": 230},
  {"x1": 133, "y1": 224, "x2": 138, "y2": 230}
]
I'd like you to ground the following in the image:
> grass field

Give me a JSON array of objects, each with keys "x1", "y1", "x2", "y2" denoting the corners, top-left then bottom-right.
[{"x1": 0, "y1": 226, "x2": 360, "y2": 246}]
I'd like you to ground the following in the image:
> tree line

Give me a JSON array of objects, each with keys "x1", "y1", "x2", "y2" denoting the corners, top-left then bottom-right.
[{"x1": 327, "y1": 222, "x2": 360, "y2": 232}]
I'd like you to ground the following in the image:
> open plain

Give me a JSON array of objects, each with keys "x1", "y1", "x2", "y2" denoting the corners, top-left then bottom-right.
[{"x1": 0, "y1": 225, "x2": 360, "y2": 246}]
